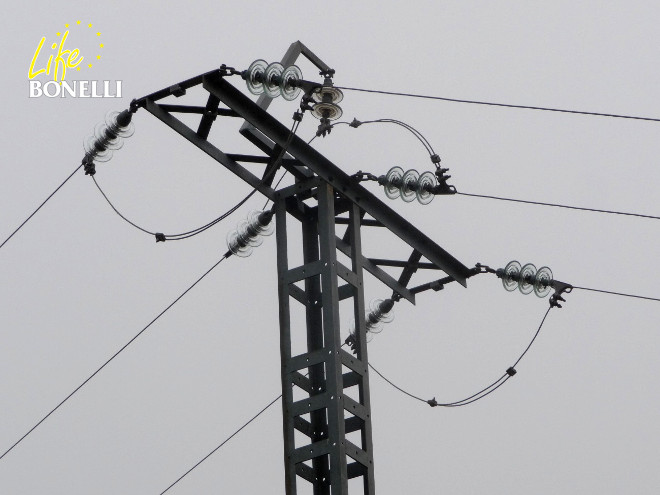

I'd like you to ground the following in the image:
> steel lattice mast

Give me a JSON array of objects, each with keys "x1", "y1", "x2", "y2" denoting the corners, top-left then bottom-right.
[{"x1": 133, "y1": 41, "x2": 472, "y2": 494}]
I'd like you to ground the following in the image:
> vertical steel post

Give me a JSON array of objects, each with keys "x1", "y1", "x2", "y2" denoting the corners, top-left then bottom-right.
[{"x1": 276, "y1": 179, "x2": 375, "y2": 494}]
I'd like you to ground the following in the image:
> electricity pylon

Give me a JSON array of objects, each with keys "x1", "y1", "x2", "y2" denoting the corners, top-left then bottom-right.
[{"x1": 134, "y1": 41, "x2": 472, "y2": 494}]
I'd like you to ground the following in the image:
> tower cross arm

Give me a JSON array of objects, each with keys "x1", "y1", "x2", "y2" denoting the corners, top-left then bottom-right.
[{"x1": 203, "y1": 73, "x2": 472, "y2": 286}]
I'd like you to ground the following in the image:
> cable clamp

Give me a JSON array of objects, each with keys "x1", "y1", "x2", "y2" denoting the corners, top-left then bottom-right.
[
  {"x1": 83, "y1": 155, "x2": 96, "y2": 176},
  {"x1": 292, "y1": 111, "x2": 303, "y2": 122},
  {"x1": 430, "y1": 168, "x2": 456, "y2": 195},
  {"x1": 431, "y1": 154, "x2": 441, "y2": 164},
  {"x1": 316, "y1": 118, "x2": 333, "y2": 137},
  {"x1": 549, "y1": 281, "x2": 573, "y2": 308},
  {"x1": 344, "y1": 333, "x2": 358, "y2": 354},
  {"x1": 155, "y1": 233, "x2": 166, "y2": 242},
  {"x1": 506, "y1": 367, "x2": 517, "y2": 376},
  {"x1": 299, "y1": 95, "x2": 315, "y2": 113}
]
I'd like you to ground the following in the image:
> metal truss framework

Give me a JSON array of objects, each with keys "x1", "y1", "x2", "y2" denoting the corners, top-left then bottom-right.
[{"x1": 135, "y1": 41, "x2": 472, "y2": 494}]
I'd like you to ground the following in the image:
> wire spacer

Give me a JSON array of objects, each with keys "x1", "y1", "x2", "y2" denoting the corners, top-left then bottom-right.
[
  {"x1": 506, "y1": 367, "x2": 517, "y2": 376},
  {"x1": 350, "y1": 118, "x2": 362, "y2": 128},
  {"x1": 427, "y1": 397, "x2": 438, "y2": 407},
  {"x1": 431, "y1": 154, "x2": 441, "y2": 165},
  {"x1": 155, "y1": 233, "x2": 166, "y2": 242},
  {"x1": 292, "y1": 111, "x2": 303, "y2": 122}
]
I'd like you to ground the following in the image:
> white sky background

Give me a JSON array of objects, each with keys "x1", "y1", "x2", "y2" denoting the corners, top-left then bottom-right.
[{"x1": 2, "y1": 1, "x2": 659, "y2": 493}]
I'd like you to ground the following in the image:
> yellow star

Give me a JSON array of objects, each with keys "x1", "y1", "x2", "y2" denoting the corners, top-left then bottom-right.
[
  {"x1": 76, "y1": 67, "x2": 81, "y2": 71},
  {"x1": 56, "y1": 32, "x2": 61, "y2": 36},
  {"x1": 88, "y1": 63, "x2": 93, "y2": 68},
  {"x1": 97, "y1": 55, "x2": 101, "y2": 60},
  {"x1": 65, "y1": 24, "x2": 69, "y2": 28},
  {"x1": 96, "y1": 32, "x2": 101, "y2": 36},
  {"x1": 99, "y1": 43, "x2": 104, "y2": 48},
  {"x1": 88, "y1": 23, "x2": 92, "y2": 28},
  {"x1": 76, "y1": 20, "x2": 81, "y2": 25}
]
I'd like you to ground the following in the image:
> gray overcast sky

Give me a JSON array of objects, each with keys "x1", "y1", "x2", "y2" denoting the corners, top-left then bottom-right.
[{"x1": 2, "y1": 1, "x2": 659, "y2": 494}]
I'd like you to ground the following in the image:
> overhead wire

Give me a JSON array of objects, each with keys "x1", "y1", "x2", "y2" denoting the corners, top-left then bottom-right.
[
  {"x1": 572, "y1": 286, "x2": 660, "y2": 302},
  {"x1": 0, "y1": 120, "x2": 305, "y2": 468},
  {"x1": 350, "y1": 118, "x2": 436, "y2": 156},
  {"x1": 159, "y1": 394, "x2": 282, "y2": 495},
  {"x1": 369, "y1": 306, "x2": 552, "y2": 408},
  {"x1": 91, "y1": 118, "x2": 302, "y2": 241},
  {"x1": 0, "y1": 163, "x2": 82, "y2": 252},
  {"x1": 0, "y1": 254, "x2": 229, "y2": 461},
  {"x1": 160, "y1": 342, "x2": 348, "y2": 493},
  {"x1": 336, "y1": 86, "x2": 660, "y2": 123},
  {"x1": 455, "y1": 191, "x2": 660, "y2": 221}
]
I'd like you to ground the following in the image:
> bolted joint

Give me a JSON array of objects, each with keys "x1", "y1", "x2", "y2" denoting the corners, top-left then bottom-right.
[{"x1": 429, "y1": 281, "x2": 444, "y2": 292}]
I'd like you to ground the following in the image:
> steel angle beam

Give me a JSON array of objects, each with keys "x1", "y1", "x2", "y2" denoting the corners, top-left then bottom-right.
[{"x1": 144, "y1": 100, "x2": 277, "y2": 201}]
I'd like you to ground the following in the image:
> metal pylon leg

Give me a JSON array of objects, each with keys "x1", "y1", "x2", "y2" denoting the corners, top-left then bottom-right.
[{"x1": 276, "y1": 179, "x2": 375, "y2": 494}]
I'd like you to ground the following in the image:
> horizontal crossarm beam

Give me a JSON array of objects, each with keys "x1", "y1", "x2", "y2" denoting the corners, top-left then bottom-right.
[{"x1": 203, "y1": 73, "x2": 471, "y2": 286}]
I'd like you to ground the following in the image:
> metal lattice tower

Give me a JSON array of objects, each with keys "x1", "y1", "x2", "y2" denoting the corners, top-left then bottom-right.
[{"x1": 134, "y1": 41, "x2": 472, "y2": 494}]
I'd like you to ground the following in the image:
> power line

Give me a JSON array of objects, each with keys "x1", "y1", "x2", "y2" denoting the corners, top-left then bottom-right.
[
  {"x1": 573, "y1": 286, "x2": 660, "y2": 303},
  {"x1": 344, "y1": 119, "x2": 437, "y2": 156},
  {"x1": 161, "y1": 345, "x2": 348, "y2": 492},
  {"x1": 92, "y1": 118, "x2": 302, "y2": 241},
  {"x1": 370, "y1": 306, "x2": 552, "y2": 408},
  {"x1": 0, "y1": 163, "x2": 82, "y2": 252},
  {"x1": 169, "y1": 305, "x2": 550, "y2": 492},
  {"x1": 0, "y1": 254, "x2": 229, "y2": 461},
  {"x1": 159, "y1": 394, "x2": 282, "y2": 494},
  {"x1": 456, "y1": 191, "x2": 660, "y2": 221},
  {"x1": 93, "y1": 175, "x2": 258, "y2": 240},
  {"x1": 337, "y1": 86, "x2": 660, "y2": 123}
]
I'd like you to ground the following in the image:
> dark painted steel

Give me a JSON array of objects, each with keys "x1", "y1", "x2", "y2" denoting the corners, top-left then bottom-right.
[
  {"x1": 203, "y1": 73, "x2": 471, "y2": 285},
  {"x1": 276, "y1": 180, "x2": 375, "y2": 494}
]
